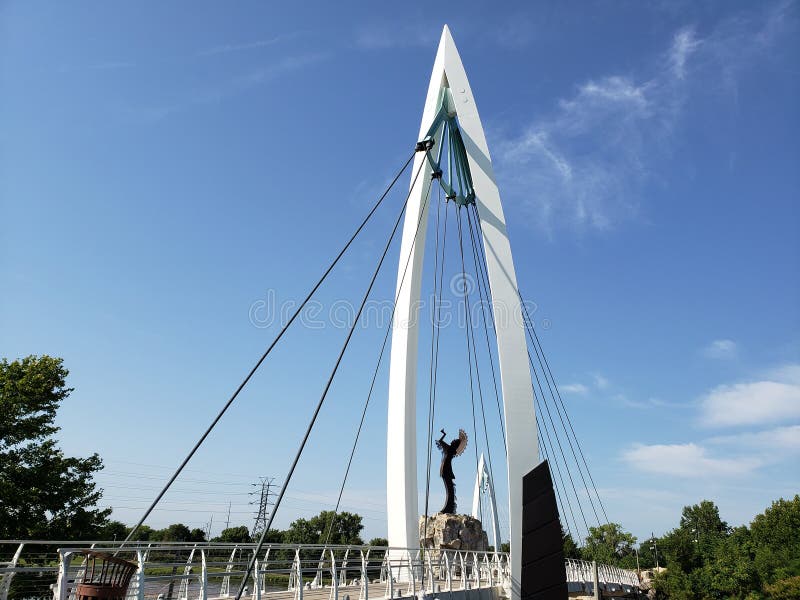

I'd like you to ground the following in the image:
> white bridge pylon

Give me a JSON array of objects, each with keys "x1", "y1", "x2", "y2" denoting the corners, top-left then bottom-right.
[
  {"x1": 385, "y1": 25, "x2": 538, "y2": 598},
  {"x1": 472, "y1": 453, "x2": 501, "y2": 553}
]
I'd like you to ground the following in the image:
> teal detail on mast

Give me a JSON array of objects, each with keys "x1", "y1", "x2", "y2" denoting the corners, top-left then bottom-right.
[{"x1": 422, "y1": 87, "x2": 476, "y2": 207}]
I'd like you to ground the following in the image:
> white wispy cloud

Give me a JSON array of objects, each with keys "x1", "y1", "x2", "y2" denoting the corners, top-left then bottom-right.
[
  {"x1": 702, "y1": 339, "x2": 739, "y2": 360},
  {"x1": 355, "y1": 23, "x2": 440, "y2": 49},
  {"x1": 493, "y1": 3, "x2": 793, "y2": 233},
  {"x1": 197, "y1": 35, "x2": 297, "y2": 57},
  {"x1": 616, "y1": 395, "x2": 677, "y2": 410},
  {"x1": 708, "y1": 424, "x2": 800, "y2": 453},
  {"x1": 593, "y1": 374, "x2": 610, "y2": 390},
  {"x1": 136, "y1": 52, "x2": 330, "y2": 120},
  {"x1": 623, "y1": 442, "x2": 761, "y2": 477},
  {"x1": 669, "y1": 27, "x2": 702, "y2": 79},
  {"x1": 698, "y1": 364, "x2": 800, "y2": 427},
  {"x1": 560, "y1": 383, "x2": 588, "y2": 394}
]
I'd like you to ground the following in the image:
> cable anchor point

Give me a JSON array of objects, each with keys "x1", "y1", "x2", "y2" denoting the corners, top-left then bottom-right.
[{"x1": 415, "y1": 138, "x2": 435, "y2": 152}]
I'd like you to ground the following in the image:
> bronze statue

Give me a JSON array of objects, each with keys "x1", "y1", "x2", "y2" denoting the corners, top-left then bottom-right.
[{"x1": 436, "y1": 428, "x2": 468, "y2": 514}]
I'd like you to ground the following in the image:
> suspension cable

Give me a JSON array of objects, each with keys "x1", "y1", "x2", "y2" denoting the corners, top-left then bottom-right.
[
  {"x1": 423, "y1": 181, "x2": 448, "y2": 547},
  {"x1": 535, "y1": 392, "x2": 583, "y2": 543},
  {"x1": 519, "y1": 302, "x2": 602, "y2": 527},
  {"x1": 119, "y1": 150, "x2": 418, "y2": 548},
  {"x1": 464, "y1": 207, "x2": 507, "y2": 454},
  {"x1": 468, "y1": 203, "x2": 592, "y2": 538},
  {"x1": 467, "y1": 205, "x2": 558, "y2": 544},
  {"x1": 236, "y1": 154, "x2": 430, "y2": 600},
  {"x1": 456, "y1": 206, "x2": 482, "y2": 509},
  {"x1": 537, "y1": 425, "x2": 578, "y2": 545},
  {"x1": 461, "y1": 216, "x2": 499, "y2": 514},
  {"x1": 323, "y1": 165, "x2": 437, "y2": 547},
  {"x1": 519, "y1": 296, "x2": 610, "y2": 525}
]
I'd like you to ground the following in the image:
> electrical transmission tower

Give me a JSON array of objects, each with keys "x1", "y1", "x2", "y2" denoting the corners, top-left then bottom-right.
[{"x1": 250, "y1": 477, "x2": 275, "y2": 538}]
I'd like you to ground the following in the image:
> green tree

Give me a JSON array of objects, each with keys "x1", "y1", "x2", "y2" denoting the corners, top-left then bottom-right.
[
  {"x1": 284, "y1": 511, "x2": 364, "y2": 545},
  {"x1": 562, "y1": 529, "x2": 580, "y2": 559},
  {"x1": 98, "y1": 520, "x2": 130, "y2": 541},
  {"x1": 0, "y1": 355, "x2": 110, "y2": 538},
  {"x1": 368, "y1": 537, "x2": 388, "y2": 547},
  {"x1": 706, "y1": 526, "x2": 759, "y2": 597},
  {"x1": 215, "y1": 526, "x2": 253, "y2": 543},
  {"x1": 581, "y1": 523, "x2": 637, "y2": 567},
  {"x1": 151, "y1": 523, "x2": 206, "y2": 542},
  {"x1": 750, "y1": 495, "x2": 800, "y2": 586},
  {"x1": 764, "y1": 575, "x2": 800, "y2": 600}
]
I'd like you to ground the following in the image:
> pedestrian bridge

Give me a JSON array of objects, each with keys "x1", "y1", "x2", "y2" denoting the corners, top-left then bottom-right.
[{"x1": 0, "y1": 541, "x2": 640, "y2": 600}]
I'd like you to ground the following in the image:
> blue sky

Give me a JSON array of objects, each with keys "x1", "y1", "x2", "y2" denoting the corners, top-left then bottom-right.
[{"x1": 1, "y1": 1, "x2": 798, "y2": 545}]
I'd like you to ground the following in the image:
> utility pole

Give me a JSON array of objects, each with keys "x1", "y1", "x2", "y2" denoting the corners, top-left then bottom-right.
[
  {"x1": 250, "y1": 477, "x2": 276, "y2": 539},
  {"x1": 649, "y1": 532, "x2": 660, "y2": 569},
  {"x1": 205, "y1": 514, "x2": 214, "y2": 540},
  {"x1": 225, "y1": 501, "x2": 232, "y2": 531}
]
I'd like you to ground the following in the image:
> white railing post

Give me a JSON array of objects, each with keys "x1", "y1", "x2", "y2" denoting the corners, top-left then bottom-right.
[
  {"x1": 328, "y1": 549, "x2": 338, "y2": 600},
  {"x1": 221, "y1": 546, "x2": 238, "y2": 597},
  {"x1": 178, "y1": 546, "x2": 197, "y2": 600},
  {"x1": 0, "y1": 543, "x2": 24, "y2": 600},
  {"x1": 592, "y1": 561, "x2": 599, "y2": 600},
  {"x1": 459, "y1": 553, "x2": 466, "y2": 590},
  {"x1": 253, "y1": 558, "x2": 261, "y2": 600},
  {"x1": 426, "y1": 551, "x2": 434, "y2": 593},
  {"x1": 55, "y1": 549, "x2": 71, "y2": 600},
  {"x1": 261, "y1": 547, "x2": 271, "y2": 593},
  {"x1": 358, "y1": 550, "x2": 368, "y2": 600},
  {"x1": 407, "y1": 551, "x2": 416, "y2": 597},
  {"x1": 443, "y1": 552, "x2": 452, "y2": 594},
  {"x1": 134, "y1": 550, "x2": 146, "y2": 600},
  {"x1": 294, "y1": 549, "x2": 304, "y2": 600},
  {"x1": 199, "y1": 550, "x2": 207, "y2": 600},
  {"x1": 340, "y1": 548, "x2": 349, "y2": 590},
  {"x1": 384, "y1": 554, "x2": 393, "y2": 600}
]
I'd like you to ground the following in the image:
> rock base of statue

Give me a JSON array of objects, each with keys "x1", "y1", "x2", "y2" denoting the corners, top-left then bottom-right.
[{"x1": 419, "y1": 513, "x2": 489, "y2": 551}]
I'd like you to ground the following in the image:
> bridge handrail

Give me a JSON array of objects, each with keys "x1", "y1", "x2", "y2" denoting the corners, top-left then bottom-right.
[
  {"x1": 0, "y1": 541, "x2": 640, "y2": 600},
  {"x1": 46, "y1": 543, "x2": 507, "y2": 600}
]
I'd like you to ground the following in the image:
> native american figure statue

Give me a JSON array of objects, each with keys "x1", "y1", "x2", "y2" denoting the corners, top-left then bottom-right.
[{"x1": 437, "y1": 428, "x2": 468, "y2": 514}]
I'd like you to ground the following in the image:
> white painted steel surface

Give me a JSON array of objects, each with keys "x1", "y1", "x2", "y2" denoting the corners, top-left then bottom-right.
[
  {"x1": 385, "y1": 26, "x2": 538, "y2": 598},
  {"x1": 471, "y1": 453, "x2": 501, "y2": 552}
]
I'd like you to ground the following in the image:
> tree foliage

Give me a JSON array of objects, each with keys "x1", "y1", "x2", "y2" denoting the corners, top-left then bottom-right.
[
  {"x1": 0, "y1": 355, "x2": 110, "y2": 538},
  {"x1": 283, "y1": 510, "x2": 364, "y2": 545},
  {"x1": 652, "y1": 496, "x2": 800, "y2": 599},
  {"x1": 215, "y1": 526, "x2": 253, "y2": 543},
  {"x1": 582, "y1": 523, "x2": 637, "y2": 568}
]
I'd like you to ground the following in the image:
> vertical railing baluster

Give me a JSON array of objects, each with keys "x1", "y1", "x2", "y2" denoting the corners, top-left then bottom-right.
[
  {"x1": 136, "y1": 550, "x2": 146, "y2": 600},
  {"x1": 253, "y1": 558, "x2": 261, "y2": 600},
  {"x1": 358, "y1": 549, "x2": 368, "y2": 600},
  {"x1": 199, "y1": 550, "x2": 207, "y2": 600},
  {"x1": 55, "y1": 550, "x2": 70, "y2": 600},
  {"x1": 0, "y1": 543, "x2": 23, "y2": 600},
  {"x1": 328, "y1": 549, "x2": 338, "y2": 600},
  {"x1": 444, "y1": 552, "x2": 452, "y2": 596}
]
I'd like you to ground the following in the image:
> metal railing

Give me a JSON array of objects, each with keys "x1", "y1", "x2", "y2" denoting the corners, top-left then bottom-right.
[
  {"x1": 0, "y1": 542, "x2": 507, "y2": 600},
  {"x1": 0, "y1": 542, "x2": 640, "y2": 600},
  {"x1": 564, "y1": 558, "x2": 640, "y2": 595}
]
